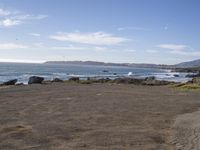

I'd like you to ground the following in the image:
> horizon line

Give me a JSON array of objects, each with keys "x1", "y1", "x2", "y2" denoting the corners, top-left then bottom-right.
[{"x1": 0, "y1": 59, "x2": 189, "y2": 65}]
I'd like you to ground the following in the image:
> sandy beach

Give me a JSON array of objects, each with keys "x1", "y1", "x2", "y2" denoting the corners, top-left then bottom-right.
[{"x1": 0, "y1": 83, "x2": 200, "y2": 150}]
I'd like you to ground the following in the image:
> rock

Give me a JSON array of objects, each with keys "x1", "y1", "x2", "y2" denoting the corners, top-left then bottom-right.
[
  {"x1": 191, "y1": 77, "x2": 200, "y2": 84},
  {"x1": 143, "y1": 79, "x2": 172, "y2": 86},
  {"x1": 102, "y1": 70, "x2": 109, "y2": 73},
  {"x1": 144, "y1": 76, "x2": 156, "y2": 81},
  {"x1": 69, "y1": 77, "x2": 79, "y2": 81},
  {"x1": 16, "y1": 83, "x2": 24, "y2": 86},
  {"x1": 186, "y1": 73, "x2": 200, "y2": 78},
  {"x1": 52, "y1": 78, "x2": 63, "y2": 82},
  {"x1": 3, "y1": 79, "x2": 18, "y2": 85},
  {"x1": 28, "y1": 76, "x2": 44, "y2": 84},
  {"x1": 173, "y1": 74, "x2": 180, "y2": 77},
  {"x1": 143, "y1": 76, "x2": 172, "y2": 85},
  {"x1": 97, "y1": 78, "x2": 111, "y2": 83},
  {"x1": 113, "y1": 78, "x2": 143, "y2": 84}
]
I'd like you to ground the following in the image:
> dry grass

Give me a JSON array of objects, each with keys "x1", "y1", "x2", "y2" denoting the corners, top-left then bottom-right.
[{"x1": 171, "y1": 83, "x2": 200, "y2": 91}]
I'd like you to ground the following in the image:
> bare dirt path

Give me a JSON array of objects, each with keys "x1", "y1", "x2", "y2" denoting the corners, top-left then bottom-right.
[{"x1": 172, "y1": 110, "x2": 200, "y2": 150}]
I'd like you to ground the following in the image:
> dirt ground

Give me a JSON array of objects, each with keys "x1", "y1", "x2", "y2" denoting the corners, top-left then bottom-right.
[{"x1": 0, "y1": 83, "x2": 200, "y2": 150}]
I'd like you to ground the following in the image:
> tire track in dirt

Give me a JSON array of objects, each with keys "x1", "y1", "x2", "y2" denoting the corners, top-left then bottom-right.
[{"x1": 172, "y1": 110, "x2": 200, "y2": 150}]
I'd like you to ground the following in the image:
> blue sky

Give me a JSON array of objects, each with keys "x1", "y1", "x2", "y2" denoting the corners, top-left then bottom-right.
[{"x1": 0, "y1": 0, "x2": 200, "y2": 64}]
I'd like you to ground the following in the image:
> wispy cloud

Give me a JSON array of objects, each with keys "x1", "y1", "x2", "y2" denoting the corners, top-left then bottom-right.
[
  {"x1": 51, "y1": 45, "x2": 86, "y2": 50},
  {"x1": 158, "y1": 44, "x2": 200, "y2": 56},
  {"x1": 169, "y1": 50, "x2": 200, "y2": 56},
  {"x1": 124, "y1": 49, "x2": 136, "y2": 52},
  {"x1": 0, "y1": 8, "x2": 47, "y2": 27},
  {"x1": 158, "y1": 44, "x2": 187, "y2": 51},
  {"x1": 94, "y1": 46, "x2": 108, "y2": 52},
  {"x1": 164, "y1": 24, "x2": 169, "y2": 30},
  {"x1": 29, "y1": 33, "x2": 41, "y2": 37},
  {"x1": 49, "y1": 32, "x2": 128, "y2": 46},
  {"x1": 0, "y1": 43, "x2": 28, "y2": 49},
  {"x1": 0, "y1": 8, "x2": 11, "y2": 16},
  {"x1": 117, "y1": 26, "x2": 149, "y2": 31},
  {"x1": 146, "y1": 49, "x2": 158, "y2": 53},
  {"x1": 0, "y1": 18, "x2": 21, "y2": 27}
]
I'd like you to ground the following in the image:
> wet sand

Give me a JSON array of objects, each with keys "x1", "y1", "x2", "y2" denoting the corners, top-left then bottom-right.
[{"x1": 0, "y1": 83, "x2": 200, "y2": 150}]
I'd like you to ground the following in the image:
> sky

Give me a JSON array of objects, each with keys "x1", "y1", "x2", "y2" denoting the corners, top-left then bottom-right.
[{"x1": 0, "y1": 0, "x2": 200, "y2": 64}]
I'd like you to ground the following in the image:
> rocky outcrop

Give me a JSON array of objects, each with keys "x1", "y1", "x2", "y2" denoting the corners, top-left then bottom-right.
[
  {"x1": 186, "y1": 73, "x2": 200, "y2": 78},
  {"x1": 28, "y1": 76, "x2": 44, "y2": 84},
  {"x1": 112, "y1": 77, "x2": 173, "y2": 86},
  {"x1": 2, "y1": 79, "x2": 18, "y2": 85},
  {"x1": 144, "y1": 76, "x2": 156, "y2": 81},
  {"x1": 113, "y1": 78, "x2": 143, "y2": 84},
  {"x1": 143, "y1": 76, "x2": 173, "y2": 85},
  {"x1": 52, "y1": 78, "x2": 63, "y2": 82},
  {"x1": 143, "y1": 79, "x2": 172, "y2": 86},
  {"x1": 69, "y1": 77, "x2": 80, "y2": 81},
  {"x1": 191, "y1": 77, "x2": 200, "y2": 84}
]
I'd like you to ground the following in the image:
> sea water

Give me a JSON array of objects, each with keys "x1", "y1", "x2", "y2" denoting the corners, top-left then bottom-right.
[{"x1": 0, "y1": 63, "x2": 191, "y2": 84}]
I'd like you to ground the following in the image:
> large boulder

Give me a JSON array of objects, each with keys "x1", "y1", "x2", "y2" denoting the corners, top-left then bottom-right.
[
  {"x1": 2, "y1": 79, "x2": 18, "y2": 85},
  {"x1": 28, "y1": 76, "x2": 44, "y2": 84}
]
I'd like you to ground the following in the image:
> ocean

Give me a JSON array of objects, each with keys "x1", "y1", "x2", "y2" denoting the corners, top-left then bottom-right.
[{"x1": 0, "y1": 63, "x2": 192, "y2": 84}]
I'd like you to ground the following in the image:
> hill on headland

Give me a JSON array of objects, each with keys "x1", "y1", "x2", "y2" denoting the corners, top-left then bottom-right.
[
  {"x1": 45, "y1": 59, "x2": 200, "y2": 68},
  {"x1": 44, "y1": 61, "x2": 173, "y2": 69},
  {"x1": 175, "y1": 59, "x2": 200, "y2": 68}
]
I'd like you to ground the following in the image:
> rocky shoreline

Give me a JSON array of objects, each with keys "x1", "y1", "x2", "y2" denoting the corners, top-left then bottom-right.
[
  {"x1": 0, "y1": 76, "x2": 176, "y2": 86},
  {"x1": 1, "y1": 75, "x2": 200, "y2": 91}
]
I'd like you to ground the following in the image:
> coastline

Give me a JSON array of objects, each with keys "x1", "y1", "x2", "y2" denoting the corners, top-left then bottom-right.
[{"x1": 0, "y1": 62, "x2": 195, "y2": 84}]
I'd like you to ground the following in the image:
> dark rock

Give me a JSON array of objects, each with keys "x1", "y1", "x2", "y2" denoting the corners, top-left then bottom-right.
[
  {"x1": 173, "y1": 74, "x2": 180, "y2": 77},
  {"x1": 191, "y1": 77, "x2": 200, "y2": 84},
  {"x1": 185, "y1": 73, "x2": 200, "y2": 78},
  {"x1": 113, "y1": 78, "x2": 143, "y2": 84},
  {"x1": 143, "y1": 80, "x2": 172, "y2": 86},
  {"x1": 52, "y1": 78, "x2": 63, "y2": 82},
  {"x1": 142, "y1": 76, "x2": 172, "y2": 85},
  {"x1": 172, "y1": 67, "x2": 200, "y2": 73},
  {"x1": 102, "y1": 70, "x2": 109, "y2": 73},
  {"x1": 28, "y1": 76, "x2": 44, "y2": 84},
  {"x1": 144, "y1": 76, "x2": 156, "y2": 81},
  {"x1": 16, "y1": 83, "x2": 24, "y2": 86},
  {"x1": 3, "y1": 79, "x2": 18, "y2": 85},
  {"x1": 97, "y1": 78, "x2": 111, "y2": 83},
  {"x1": 69, "y1": 77, "x2": 80, "y2": 81}
]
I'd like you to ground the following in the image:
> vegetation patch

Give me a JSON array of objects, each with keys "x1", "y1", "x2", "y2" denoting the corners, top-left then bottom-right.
[{"x1": 171, "y1": 83, "x2": 200, "y2": 91}]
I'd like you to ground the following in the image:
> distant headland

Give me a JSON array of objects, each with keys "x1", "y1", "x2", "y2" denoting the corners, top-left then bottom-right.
[{"x1": 45, "y1": 59, "x2": 200, "y2": 71}]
